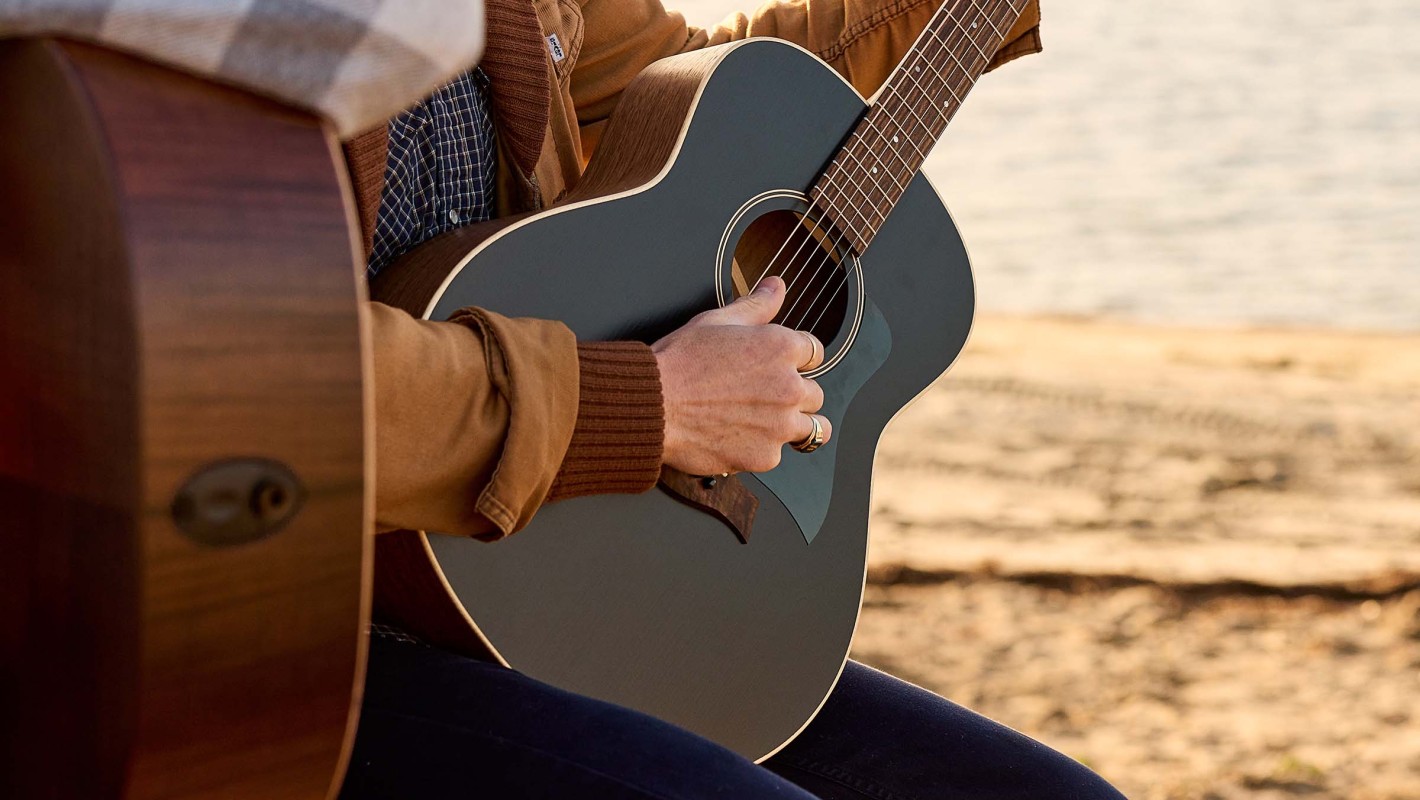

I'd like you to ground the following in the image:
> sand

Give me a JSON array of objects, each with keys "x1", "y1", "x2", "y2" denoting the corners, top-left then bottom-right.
[{"x1": 849, "y1": 314, "x2": 1420, "y2": 799}]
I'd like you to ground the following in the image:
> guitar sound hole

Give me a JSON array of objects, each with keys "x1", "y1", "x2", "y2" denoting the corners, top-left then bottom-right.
[{"x1": 731, "y1": 209, "x2": 850, "y2": 346}]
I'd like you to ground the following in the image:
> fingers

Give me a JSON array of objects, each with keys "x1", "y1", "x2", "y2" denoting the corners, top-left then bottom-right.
[
  {"x1": 702, "y1": 276, "x2": 786, "y2": 326},
  {"x1": 789, "y1": 412, "x2": 832, "y2": 449},
  {"x1": 800, "y1": 377, "x2": 824, "y2": 413}
]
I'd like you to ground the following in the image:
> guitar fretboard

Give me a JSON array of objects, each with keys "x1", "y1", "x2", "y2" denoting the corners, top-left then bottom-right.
[{"x1": 809, "y1": 0, "x2": 1028, "y2": 254}]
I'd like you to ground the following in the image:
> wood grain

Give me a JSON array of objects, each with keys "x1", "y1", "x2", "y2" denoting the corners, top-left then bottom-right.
[
  {"x1": 657, "y1": 468, "x2": 759, "y2": 544},
  {"x1": 0, "y1": 40, "x2": 369, "y2": 799},
  {"x1": 371, "y1": 531, "x2": 498, "y2": 660},
  {"x1": 567, "y1": 47, "x2": 729, "y2": 202}
]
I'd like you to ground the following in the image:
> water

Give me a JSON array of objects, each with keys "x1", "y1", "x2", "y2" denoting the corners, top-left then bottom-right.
[{"x1": 672, "y1": 0, "x2": 1420, "y2": 331}]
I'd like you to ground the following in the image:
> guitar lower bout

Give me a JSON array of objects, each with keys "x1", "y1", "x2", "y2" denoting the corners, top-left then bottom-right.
[{"x1": 371, "y1": 36, "x2": 976, "y2": 761}]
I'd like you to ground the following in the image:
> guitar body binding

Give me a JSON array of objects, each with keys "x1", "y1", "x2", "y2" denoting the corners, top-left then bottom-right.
[{"x1": 372, "y1": 38, "x2": 976, "y2": 761}]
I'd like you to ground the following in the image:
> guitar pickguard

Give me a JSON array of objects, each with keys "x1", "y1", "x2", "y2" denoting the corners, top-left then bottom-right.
[{"x1": 753, "y1": 297, "x2": 891, "y2": 544}]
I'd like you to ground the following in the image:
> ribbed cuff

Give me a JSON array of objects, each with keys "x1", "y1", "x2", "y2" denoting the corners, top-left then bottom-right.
[{"x1": 546, "y1": 341, "x2": 665, "y2": 502}]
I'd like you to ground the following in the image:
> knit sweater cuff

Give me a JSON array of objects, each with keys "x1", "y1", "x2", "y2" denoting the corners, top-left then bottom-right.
[{"x1": 547, "y1": 342, "x2": 665, "y2": 502}]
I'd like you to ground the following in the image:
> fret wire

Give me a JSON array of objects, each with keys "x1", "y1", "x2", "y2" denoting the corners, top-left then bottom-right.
[
  {"x1": 861, "y1": 115, "x2": 927, "y2": 190},
  {"x1": 853, "y1": 148, "x2": 908, "y2": 193},
  {"x1": 912, "y1": 2, "x2": 1013, "y2": 122},
  {"x1": 809, "y1": 182, "x2": 855, "y2": 246},
  {"x1": 859, "y1": 0, "x2": 1008, "y2": 176},
  {"x1": 973, "y1": 0, "x2": 1023, "y2": 46},
  {"x1": 823, "y1": 150, "x2": 886, "y2": 228},
  {"x1": 846, "y1": 132, "x2": 914, "y2": 194},
  {"x1": 820, "y1": 171, "x2": 864, "y2": 219},
  {"x1": 892, "y1": 69, "x2": 953, "y2": 135},
  {"x1": 876, "y1": 83, "x2": 934, "y2": 166},
  {"x1": 945, "y1": 0, "x2": 1016, "y2": 60},
  {"x1": 833, "y1": 191, "x2": 876, "y2": 249},
  {"x1": 906, "y1": 53, "x2": 965, "y2": 109},
  {"x1": 883, "y1": 84, "x2": 942, "y2": 146},
  {"x1": 836, "y1": 164, "x2": 888, "y2": 227},
  {"x1": 954, "y1": 21, "x2": 991, "y2": 62},
  {"x1": 820, "y1": 170, "x2": 881, "y2": 238},
  {"x1": 817, "y1": 0, "x2": 1026, "y2": 247},
  {"x1": 864, "y1": 116, "x2": 927, "y2": 161},
  {"x1": 842, "y1": 127, "x2": 911, "y2": 193},
  {"x1": 904, "y1": 19, "x2": 983, "y2": 118},
  {"x1": 927, "y1": 26, "x2": 982, "y2": 100},
  {"x1": 869, "y1": 90, "x2": 937, "y2": 150},
  {"x1": 963, "y1": 0, "x2": 1004, "y2": 38},
  {"x1": 864, "y1": 1, "x2": 1005, "y2": 187},
  {"x1": 834, "y1": 107, "x2": 922, "y2": 217}
]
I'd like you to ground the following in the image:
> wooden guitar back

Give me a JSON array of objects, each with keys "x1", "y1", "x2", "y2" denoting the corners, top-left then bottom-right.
[{"x1": 0, "y1": 41, "x2": 369, "y2": 799}]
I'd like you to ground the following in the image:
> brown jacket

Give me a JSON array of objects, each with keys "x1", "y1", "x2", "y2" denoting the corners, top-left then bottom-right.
[{"x1": 351, "y1": 0, "x2": 1043, "y2": 539}]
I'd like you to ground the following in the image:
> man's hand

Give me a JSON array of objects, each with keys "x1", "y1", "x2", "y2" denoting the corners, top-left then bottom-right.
[{"x1": 652, "y1": 277, "x2": 831, "y2": 476}]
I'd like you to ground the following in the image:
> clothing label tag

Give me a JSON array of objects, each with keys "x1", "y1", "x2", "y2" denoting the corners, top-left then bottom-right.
[{"x1": 546, "y1": 33, "x2": 565, "y2": 63}]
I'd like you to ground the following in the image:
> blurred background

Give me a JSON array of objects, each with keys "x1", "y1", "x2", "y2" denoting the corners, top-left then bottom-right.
[{"x1": 677, "y1": 0, "x2": 1420, "y2": 797}]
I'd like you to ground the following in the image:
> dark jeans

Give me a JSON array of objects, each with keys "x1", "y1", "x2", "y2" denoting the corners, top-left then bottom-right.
[{"x1": 339, "y1": 634, "x2": 1125, "y2": 799}]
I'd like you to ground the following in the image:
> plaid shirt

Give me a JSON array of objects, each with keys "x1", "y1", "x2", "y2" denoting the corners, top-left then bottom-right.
[
  {"x1": 0, "y1": 0, "x2": 485, "y2": 139},
  {"x1": 368, "y1": 69, "x2": 498, "y2": 277}
]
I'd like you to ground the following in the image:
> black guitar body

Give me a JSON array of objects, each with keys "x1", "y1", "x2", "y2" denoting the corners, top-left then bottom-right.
[{"x1": 379, "y1": 39, "x2": 974, "y2": 760}]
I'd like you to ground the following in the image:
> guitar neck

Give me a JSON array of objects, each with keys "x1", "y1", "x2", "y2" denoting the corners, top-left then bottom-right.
[{"x1": 809, "y1": 0, "x2": 1028, "y2": 254}]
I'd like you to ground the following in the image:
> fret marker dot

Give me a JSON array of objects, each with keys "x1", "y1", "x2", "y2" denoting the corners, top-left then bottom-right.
[
  {"x1": 893, "y1": 136, "x2": 899, "y2": 143},
  {"x1": 872, "y1": 167, "x2": 878, "y2": 174}
]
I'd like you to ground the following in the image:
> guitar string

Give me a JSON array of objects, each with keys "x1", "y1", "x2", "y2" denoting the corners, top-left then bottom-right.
[
  {"x1": 787, "y1": 0, "x2": 1016, "y2": 331},
  {"x1": 802, "y1": 0, "x2": 1017, "y2": 258},
  {"x1": 787, "y1": 0, "x2": 1022, "y2": 335},
  {"x1": 745, "y1": 0, "x2": 1015, "y2": 317},
  {"x1": 797, "y1": 0, "x2": 1013, "y2": 249},
  {"x1": 756, "y1": 0, "x2": 1004, "y2": 325},
  {"x1": 772, "y1": 0, "x2": 1016, "y2": 330},
  {"x1": 743, "y1": 0, "x2": 995, "y2": 299},
  {"x1": 777, "y1": 0, "x2": 1020, "y2": 335}
]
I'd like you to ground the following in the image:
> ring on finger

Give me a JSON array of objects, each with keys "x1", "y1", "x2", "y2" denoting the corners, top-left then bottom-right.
[
  {"x1": 792, "y1": 414, "x2": 827, "y2": 453},
  {"x1": 797, "y1": 330, "x2": 822, "y2": 372}
]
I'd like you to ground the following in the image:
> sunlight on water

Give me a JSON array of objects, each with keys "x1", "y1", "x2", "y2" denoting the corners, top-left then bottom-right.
[{"x1": 669, "y1": 0, "x2": 1420, "y2": 330}]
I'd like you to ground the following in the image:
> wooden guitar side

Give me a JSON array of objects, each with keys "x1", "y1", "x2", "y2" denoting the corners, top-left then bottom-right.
[{"x1": 0, "y1": 41, "x2": 370, "y2": 799}]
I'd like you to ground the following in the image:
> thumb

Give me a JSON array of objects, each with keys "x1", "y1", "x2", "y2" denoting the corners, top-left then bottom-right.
[{"x1": 708, "y1": 276, "x2": 785, "y2": 326}]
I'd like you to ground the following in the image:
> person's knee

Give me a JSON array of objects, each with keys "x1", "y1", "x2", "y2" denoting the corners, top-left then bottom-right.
[{"x1": 1030, "y1": 749, "x2": 1128, "y2": 800}]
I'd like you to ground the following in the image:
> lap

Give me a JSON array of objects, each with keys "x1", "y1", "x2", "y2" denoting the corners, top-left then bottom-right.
[
  {"x1": 340, "y1": 633, "x2": 813, "y2": 799},
  {"x1": 765, "y1": 662, "x2": 1125, "y2": 800},
  {"x1": 339, "y1": 634, "x2": 1124, "y2": 800}
]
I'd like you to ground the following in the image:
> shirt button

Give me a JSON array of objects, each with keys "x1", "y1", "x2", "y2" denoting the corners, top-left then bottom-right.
[{"x1": 448, "y1": 209, "x2": 461, "y2": 224}]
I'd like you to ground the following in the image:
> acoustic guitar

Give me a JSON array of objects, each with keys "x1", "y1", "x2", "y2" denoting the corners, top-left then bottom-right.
[
  {"x1": 372, "y1": 0, "x2": 1029, "y2": 760},
  {"x1": 0, "y1": 41, "x2": 368, "y2": 799}
]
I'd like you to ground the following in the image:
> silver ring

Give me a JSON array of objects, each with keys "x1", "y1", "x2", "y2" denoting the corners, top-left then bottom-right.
[{"x1": 792, "y1": 415, "x2": 826, "y2": 453}]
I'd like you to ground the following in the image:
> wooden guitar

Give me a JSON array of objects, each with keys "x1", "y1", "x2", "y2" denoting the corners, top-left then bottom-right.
[
  {"x1": 372, "y1": 0, "x2": 1029, "y2": 761},
  {"x1": 0, "y1": 41, "x2": 368, "y2": 799}
]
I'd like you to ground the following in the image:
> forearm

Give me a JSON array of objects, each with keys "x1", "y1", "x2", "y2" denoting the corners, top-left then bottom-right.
[
  {"x1": 370, "y1": 301, "x2": 577, "y2": 538},
  {"x1": 369, "y1": 302, "x2": 663, "y2": 539}
]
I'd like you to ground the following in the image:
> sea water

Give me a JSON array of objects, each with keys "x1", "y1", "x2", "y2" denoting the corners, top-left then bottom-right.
[{"x1": 674, "y1": 0, "x2": 1420, "y2": 331}]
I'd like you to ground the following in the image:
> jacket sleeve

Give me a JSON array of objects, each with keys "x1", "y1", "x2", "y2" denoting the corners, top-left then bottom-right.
[
  {"x1": 369, "y1": 302, "x2": 663, "y2": 540},
  {"x1": 573, "y1": 0, "x2": 1041, "y2": 148}
]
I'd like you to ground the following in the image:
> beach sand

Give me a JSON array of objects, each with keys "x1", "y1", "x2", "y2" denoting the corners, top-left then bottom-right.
[{"x1": 850, "y1": 314, "x2": 1420, "y2": 799}]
